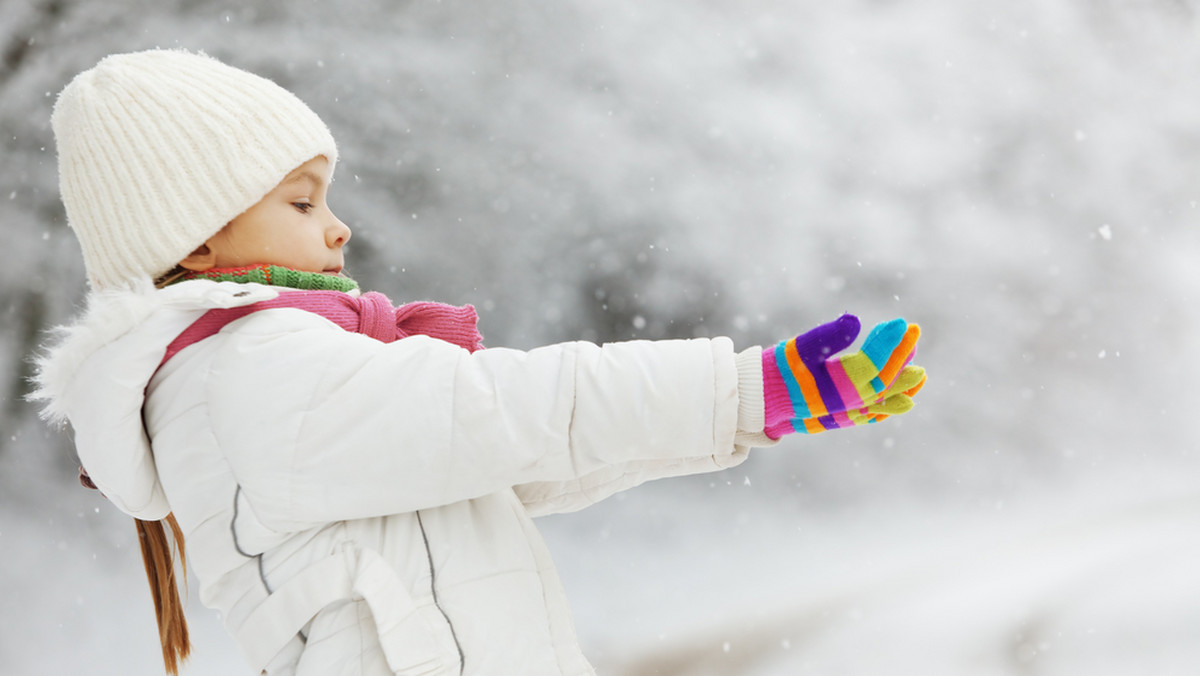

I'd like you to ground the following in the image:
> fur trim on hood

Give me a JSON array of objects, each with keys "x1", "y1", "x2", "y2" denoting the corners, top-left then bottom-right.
[{"x1": 28, "y1": 279, "x2": 281, "y2": 519}]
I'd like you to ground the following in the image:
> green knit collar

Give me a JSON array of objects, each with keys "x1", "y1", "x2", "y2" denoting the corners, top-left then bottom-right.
[{"x1": 174, "y1": 265, "x2": 359, "y2": 293}]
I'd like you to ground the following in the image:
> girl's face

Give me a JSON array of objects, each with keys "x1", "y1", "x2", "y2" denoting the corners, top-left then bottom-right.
[{"x1": 185, "y1": 155, "x2": 351, "y2": 274}]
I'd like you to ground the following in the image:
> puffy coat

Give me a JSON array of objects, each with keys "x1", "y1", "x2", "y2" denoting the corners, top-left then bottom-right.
[{"x1": 31, "y1": 280, "x2": 772, "y2": 675}]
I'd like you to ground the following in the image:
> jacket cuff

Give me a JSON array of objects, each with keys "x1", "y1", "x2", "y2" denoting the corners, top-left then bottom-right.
[{"x1": 734, "y1": 346, "x2": 778, "y2": 448}]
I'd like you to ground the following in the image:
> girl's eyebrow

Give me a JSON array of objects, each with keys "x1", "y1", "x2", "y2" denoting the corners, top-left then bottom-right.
[{"x1": 281, "y1": 170, "x2": 323, "y2": 188}]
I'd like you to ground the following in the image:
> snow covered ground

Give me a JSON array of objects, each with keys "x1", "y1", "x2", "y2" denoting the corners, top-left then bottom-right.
[
  {"x1": 5, "y1": 457, "x2": 1198, "y2": 675},
  {"x1": 542, "y1": 461, "x2": 1200, "y2": 675}
]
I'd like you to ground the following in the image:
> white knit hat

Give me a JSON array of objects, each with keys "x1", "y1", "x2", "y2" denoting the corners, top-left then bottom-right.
[{"x1": 52, "y1": 49, "x2": 338, "y2": 289}]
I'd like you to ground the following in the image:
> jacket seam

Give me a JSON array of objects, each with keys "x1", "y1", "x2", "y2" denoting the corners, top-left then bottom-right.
[{"x1": 416, "y1": 510, "x2": 465, "y2": 674}]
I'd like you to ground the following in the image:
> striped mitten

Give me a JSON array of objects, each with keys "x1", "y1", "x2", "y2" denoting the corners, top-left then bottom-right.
[{"x1": 762, "y1": 314, "x2": 924, "y2": 438}]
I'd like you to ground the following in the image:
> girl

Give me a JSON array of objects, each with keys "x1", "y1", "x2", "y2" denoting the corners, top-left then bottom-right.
[{"x1": 31, "y1": 50, "x2": 925, "y2": 676}]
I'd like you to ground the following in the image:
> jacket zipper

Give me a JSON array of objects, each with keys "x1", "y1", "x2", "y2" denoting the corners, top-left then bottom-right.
[{"x1": 416, "y1": 510, "x2": 465, "y2": 674}]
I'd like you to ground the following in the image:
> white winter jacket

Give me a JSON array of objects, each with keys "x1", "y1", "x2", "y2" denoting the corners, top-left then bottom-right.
[{"x1": 32, "y1": 280, "x2": 772, "y2": 675}]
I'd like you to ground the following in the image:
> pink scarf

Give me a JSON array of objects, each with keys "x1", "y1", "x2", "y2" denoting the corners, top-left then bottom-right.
[{"x1": 161, "y1": 290, "x2": 484, "y2": 367}]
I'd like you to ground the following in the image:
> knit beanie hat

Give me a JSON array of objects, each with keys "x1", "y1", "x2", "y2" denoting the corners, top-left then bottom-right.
[{"x1": 52, "y1": 49, "x2": 338, "y2": 289}]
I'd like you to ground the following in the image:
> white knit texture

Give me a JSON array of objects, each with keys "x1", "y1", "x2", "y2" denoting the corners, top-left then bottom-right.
[{"x1": 52, "y1": 50, "x2": 338, "y2": 289}]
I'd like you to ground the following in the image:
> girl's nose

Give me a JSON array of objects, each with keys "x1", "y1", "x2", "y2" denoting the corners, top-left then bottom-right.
[{"x1": 327, "y1": 215, "x2": 352, "y2": 248}]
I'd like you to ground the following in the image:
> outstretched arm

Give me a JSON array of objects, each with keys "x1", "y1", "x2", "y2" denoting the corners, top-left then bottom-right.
[{"x1": 191, "y1": 309, "x2": 745, "y2": 529}]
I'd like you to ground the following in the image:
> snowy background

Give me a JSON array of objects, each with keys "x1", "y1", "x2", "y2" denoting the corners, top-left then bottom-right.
[{"x1": 2, "y1": 0, "x2": 1199, "y2": 673}]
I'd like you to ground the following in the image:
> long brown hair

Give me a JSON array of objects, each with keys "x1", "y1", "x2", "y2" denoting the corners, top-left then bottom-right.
[
  {"x1": 135, "y1": 514, "x2": 191, "y2": 674},
  {"x1": 137, "y1": 268, "x2": 193, "y2": 673}
]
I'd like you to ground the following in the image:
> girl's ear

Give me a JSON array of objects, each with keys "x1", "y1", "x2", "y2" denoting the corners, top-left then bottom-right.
[{"x1": 177, "y1": 243, "x2": 217, "y2": 272}]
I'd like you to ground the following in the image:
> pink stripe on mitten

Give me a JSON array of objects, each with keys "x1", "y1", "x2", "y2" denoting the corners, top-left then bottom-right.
[{"x1": 762, "y1": 348, "x2": 796, "y2": 439}]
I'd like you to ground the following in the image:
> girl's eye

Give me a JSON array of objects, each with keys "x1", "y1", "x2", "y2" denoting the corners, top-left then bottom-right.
[{"x1": 292, "y1": 202, "x2": 314, "y2": 214}]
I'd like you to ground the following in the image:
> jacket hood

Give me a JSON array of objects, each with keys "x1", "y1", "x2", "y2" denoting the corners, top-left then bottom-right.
[{"x1": 29, "y1": 279, "x2": 281, "y2": 519}]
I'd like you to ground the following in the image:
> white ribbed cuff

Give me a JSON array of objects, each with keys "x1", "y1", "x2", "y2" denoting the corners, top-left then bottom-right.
[{"x1": 734, "y1": 346, "x2": 778, "y2": 448}]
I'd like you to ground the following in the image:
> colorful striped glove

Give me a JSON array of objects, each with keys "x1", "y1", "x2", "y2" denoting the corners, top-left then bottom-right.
[{"x1": 762, "y1": 314, "x2": 925, "y2": 438}]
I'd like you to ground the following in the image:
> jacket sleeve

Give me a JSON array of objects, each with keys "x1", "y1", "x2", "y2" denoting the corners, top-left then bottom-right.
[
  {"x1": 191, "y1": 309, "x2": 764, "y2": 530},
  {"x1": 513, "y1": 345, "x2": 773, "y2": 516}
]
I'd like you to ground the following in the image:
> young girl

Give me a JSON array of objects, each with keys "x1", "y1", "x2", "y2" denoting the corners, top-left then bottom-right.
[{"x1": 31, "y1": 50, "x2": 925, "y2": 676}]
